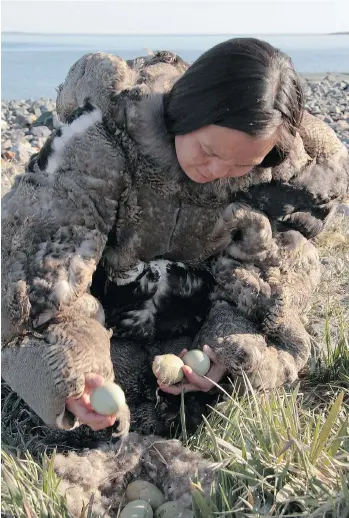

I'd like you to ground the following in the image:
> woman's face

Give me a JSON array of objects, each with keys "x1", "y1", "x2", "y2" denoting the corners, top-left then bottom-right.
[{"x1": 175, "y1": 124, "x2": 277, "y2": 183}]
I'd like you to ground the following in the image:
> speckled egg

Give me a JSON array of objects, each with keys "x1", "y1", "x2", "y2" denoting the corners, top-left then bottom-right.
[
  {"x1": 90, "y1": 382, "x2": 126, "y2": 415},
  {"x1": 152, "y1": 354, "x2": 184, "y2": 385},
  {"x1": 126, "y1": 480, "x2": 165, "y2": 510},
  {"x1": 120, "y1": 500, "x2": 153, "y2": 518},
  {"x1": 182, "y1": 350, "x2": 210, "y2": 376}
]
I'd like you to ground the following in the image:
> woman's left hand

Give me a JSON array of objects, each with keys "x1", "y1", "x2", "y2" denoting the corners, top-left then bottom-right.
[{"x1": 157, "y1": 345, "x2": 226, "y2": 394}]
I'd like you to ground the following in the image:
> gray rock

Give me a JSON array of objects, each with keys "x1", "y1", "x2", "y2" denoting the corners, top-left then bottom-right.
[
  {"x1": 30, "y1": 125, "x2": 51, "y2": 138},
  {"x1": 40, "y1": 103, "x2": 55, "y2": 113},
  {"x1": 9, "y1": 142, "x2": 33, "y2": 163},
  {"x1": 27, "y1": 105, "x2": 43, "y2": 118},
  {"x1": 335, "y1": 120, "x2": 349, "y2": 131},
  {"x1": 330, "y1": 105, "x2": 342, "y2": 115},
  {"x1": 15, "y1": 112, "x2": 34, "y2": 126},
  {"x1": 9, "y1": 102, "x2": 21, "y2": 111},
  {"x1": 10, "y1": 129, "x2": 26, "y2": 143},
  {"x1": 337, "y1": 203, "x2": 349, "y2": 217},
  {"x1": 2, "y1": 139, "x2": 12, "y2": 149},
  {"x1": 323, "y1": 116, "x2": 333, "y2": 124}
]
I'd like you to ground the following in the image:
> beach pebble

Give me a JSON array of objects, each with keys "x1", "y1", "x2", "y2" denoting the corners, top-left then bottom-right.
[
  {"x1": 30, "y1": 125, "x2": 51, "y2": 138},
  {"x1": 10, "y1": 129, "x2": 27, "y2": 143},
  {"x1": 2, "y1": 139, "x2": 13, "y2": 150},
  {"x1": 29, "y1": 107, "x2": 43, "y2": 118},
  {"x1": 15, "y1": 112, "x2": 34, "y2": 126},
  {"x1": 335, "y1": 120, "x2": 349, "y2": 131},
  {"x1": 9, "y1": 142, "x2": 33, "y2": 163},
  {"x1": 120, "y1": 500, "x2": 153, "y2": 518},
  {"x1": 126, "y1": 480, "x2": 165, "y2": 510},
  {"x1": 337, "y1": 203, "x2": 349, "y2": 217}
]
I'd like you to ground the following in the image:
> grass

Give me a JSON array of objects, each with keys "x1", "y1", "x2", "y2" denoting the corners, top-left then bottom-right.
[
  {"x1": 188, "y1": 378, "x2": 349, "y2": 517},
  {"x1": 1, "y1": 215, "x2": 349, "y2": 518}
]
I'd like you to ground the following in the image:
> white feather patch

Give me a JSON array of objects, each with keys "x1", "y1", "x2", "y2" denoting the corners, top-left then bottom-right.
[{"x1": 46, "y1": 108, "x2": 103, "y2": 174}]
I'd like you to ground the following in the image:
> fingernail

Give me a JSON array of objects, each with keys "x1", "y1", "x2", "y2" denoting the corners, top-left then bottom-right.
[{"x1": 203, "y1": 345, "x2": 210, "y2": 353}]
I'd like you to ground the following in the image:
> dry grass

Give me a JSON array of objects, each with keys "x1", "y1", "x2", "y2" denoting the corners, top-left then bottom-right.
[{"x1": 308, "y1": 214, "x2": 349, "y2": 352}]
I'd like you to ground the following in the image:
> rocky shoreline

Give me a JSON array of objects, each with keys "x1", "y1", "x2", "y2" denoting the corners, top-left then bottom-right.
[{"x1": 1, "y1": 74, "x2": 349, "y2": 197}]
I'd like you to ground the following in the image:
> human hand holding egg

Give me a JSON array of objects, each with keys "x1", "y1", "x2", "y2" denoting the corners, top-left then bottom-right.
[
  {"x1": 66, "y1": 374, "x2": 129, "y2": 434},
  {"x1": 66, "y1": 373, "x2": 119, "y2": 431},
  {"x1": 153, "y1": 345, "x2": 227, "y2": 395}
]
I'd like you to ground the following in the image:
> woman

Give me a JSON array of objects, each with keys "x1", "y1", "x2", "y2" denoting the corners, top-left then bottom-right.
[{"x1": 2, "y1": 38, "x2": 348, "y2": 440}]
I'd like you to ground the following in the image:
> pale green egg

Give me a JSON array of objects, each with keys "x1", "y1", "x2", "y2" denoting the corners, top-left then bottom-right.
[
  {"x1": 182, "y1": 350, "x2": 210, "y2": 376},
  {"x1": 126, "y1": 480, "x2": 165, "y2": 510},
  {"x1": 155, "y1": 501, "x2": 189, "y2": 518},
  {"x1": 152, "y1": 354, "x2": 184, "y2": 385},
  {"x1": 120, "y1": 500, "x2": 153, "y2": 518},
  {"x1": 90, "y1": 382, "x2": 126, "y2": 415}
]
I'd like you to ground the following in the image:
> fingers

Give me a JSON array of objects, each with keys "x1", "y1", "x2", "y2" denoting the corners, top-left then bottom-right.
[
  {"x1": 66, "y1": 373, "x2": 117, "y2": 431},
  {"x1": 157, "y1": 366, "x2": 215, "y2": 394},
  {"x1": 84, "y1": 373, "x2": 105, "y2": 394},
  {"x1": 178, "y1": 349, "x2": 188, "y2": 359},
  {"x1": 157, "y1": 380, "x2": 200, "y2": 394},
  {"x1": 203, "y1": 344, "x2": 218, "y2": 363},
  {"x1": 66, "y1": 397, "x2": 117, "y2": 428},
  {"x1": 157, "y1": 354, "x2": 227, "y2": 395},
  {"x1": 182, "y1": 365, "x2": 212, "y2": 390}
]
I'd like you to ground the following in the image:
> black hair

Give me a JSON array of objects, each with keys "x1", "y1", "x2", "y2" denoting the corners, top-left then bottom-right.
[{"x1": 164, "y1": 38, "x2": 304, "y2": 168}]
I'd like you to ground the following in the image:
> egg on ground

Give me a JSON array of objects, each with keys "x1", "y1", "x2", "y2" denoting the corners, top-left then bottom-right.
[
  {"x1": 126, "y1": 480, "x2": 165, "y2": 510},
  {"x1": 120, "y1": 499, "x2": 153, "y2": 518}
]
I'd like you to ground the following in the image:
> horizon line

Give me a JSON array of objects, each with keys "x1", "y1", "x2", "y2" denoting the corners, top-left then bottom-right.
[{"x1": 2, "y1": 30, "x2": 349, "y2": 36}]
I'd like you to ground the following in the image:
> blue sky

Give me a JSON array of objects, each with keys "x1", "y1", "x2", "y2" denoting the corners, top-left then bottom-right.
[{"x1": 2, "y1": 0, "x2": 349, "y2": 34}]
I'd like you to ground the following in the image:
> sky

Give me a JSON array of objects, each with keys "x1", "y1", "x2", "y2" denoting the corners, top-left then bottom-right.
[{"x1": 1, "y1": 0, "x2": 349, "y2": 35}]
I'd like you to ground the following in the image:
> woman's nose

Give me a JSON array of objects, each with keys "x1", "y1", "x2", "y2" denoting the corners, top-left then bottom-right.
[{"x1": 208, "y1": 159, "x2": 229, "y2": 179}]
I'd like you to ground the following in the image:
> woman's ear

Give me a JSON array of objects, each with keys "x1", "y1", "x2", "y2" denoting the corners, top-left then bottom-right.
[{"x1": 258, "y1": 145, "x2": 289, "y2": 168}]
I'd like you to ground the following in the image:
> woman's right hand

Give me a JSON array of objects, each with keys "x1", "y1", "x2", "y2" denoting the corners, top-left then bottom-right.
[{"x1": 66, "y1": 373, "x2": 118, "y2": 431}]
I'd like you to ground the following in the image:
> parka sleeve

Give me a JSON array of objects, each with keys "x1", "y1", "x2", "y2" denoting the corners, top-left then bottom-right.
[
  {"x1": 1, "y1": 53, "x2": 132, "y2": 431},
  {"x1": 243, "y1": 111, "x2": 349, "y2": 239}
]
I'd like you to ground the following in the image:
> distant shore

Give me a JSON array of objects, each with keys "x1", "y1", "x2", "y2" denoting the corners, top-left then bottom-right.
[
  {"x1": 301, "y1": 72, "x2": 349, "y2": 81},
  {"x1": 3, "y1": 31, "x2": 349, "y2": 36}
]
